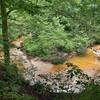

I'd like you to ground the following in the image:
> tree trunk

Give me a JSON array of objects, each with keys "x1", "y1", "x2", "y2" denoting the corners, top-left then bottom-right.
[{"x1": 0, "y1": 0, "x2": 10, "y2": 65}]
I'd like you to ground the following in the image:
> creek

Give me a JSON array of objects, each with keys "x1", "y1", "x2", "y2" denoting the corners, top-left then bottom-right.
[{"x1": 0, "y1": 37, "x2": 100, "y2": 77}]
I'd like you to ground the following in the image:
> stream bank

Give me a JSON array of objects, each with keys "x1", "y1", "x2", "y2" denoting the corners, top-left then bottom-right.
[
  {"x1": 0, "y1": 45, "x2": 100, "y2": 77},
  {"x1": 0, "y1": 42, "x2": 100, "y2": 93}
]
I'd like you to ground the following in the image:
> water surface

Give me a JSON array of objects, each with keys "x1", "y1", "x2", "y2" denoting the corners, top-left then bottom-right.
[{"x1": 50, "y1": 45, "x2": 100, "y2": 77}]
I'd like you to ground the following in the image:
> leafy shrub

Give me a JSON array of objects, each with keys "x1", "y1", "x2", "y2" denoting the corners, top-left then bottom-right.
[
  {"x1": 24, "y1": 32, "x2": 91, "y2": 63},
  {"x1": 0, "y1": 63, "x2": 33, "y2": 100},
  {"x1": 79, "y1": 84, "x2": 100, "y2": 100},
  {"x1": 91, "y1": 33, "x2": 100, "y2": 44}
]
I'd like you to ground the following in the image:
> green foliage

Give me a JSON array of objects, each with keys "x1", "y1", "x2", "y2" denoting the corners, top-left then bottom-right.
[
  {"x1": 0, "y1": 0, "x2": 100, "y2": 99},
  {"x1": 33, "y1": 82, "x2": 50, "y2": 96},
  {"x1": 0, "y1": 63, "x2": 33, "y2": 100},
  {"x1": 8, "y1": 11, "x2": 32, "y2": 40},
  {"x1": 1, "y1": 0, "x2": 99, "y2": 64},
  {"x1": 21, "y1": 0, "x2": 99, "y2": 63},
  {"x1": 0, "y1": 93, "x2": 33, "y2": 100},
  {"x1": 91, "y1": 32, "x2": 100, "y2": 44},
  {"x1": 24, "y1": 32, "x2": 91, "y2": 63},
  {"x1": 0, "y1": 60, "x2": 100, "y2": 100},
  {"x1": 79, "y1": 84, "x2": 100, "y2": 100}
]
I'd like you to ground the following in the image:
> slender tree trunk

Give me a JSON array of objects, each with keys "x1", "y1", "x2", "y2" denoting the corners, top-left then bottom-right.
[{"x1": 0, "y1": 0, "x2": 10, "y2": 65}]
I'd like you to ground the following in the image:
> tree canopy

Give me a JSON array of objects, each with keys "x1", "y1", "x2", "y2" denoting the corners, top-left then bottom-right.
[{"x1": 0, "y1": 0, "x2": 100, "y2": 64}]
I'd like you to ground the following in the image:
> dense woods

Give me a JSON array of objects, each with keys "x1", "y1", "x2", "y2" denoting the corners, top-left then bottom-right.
[
  {"x1": 0, "y1": 0, "x2": 100, "y2": 100},
  {"x1": 0, "y1": 0, "x2": 100, "y2": 63}
]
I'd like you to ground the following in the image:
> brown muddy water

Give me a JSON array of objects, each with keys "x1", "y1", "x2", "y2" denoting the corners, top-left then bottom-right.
[
  {"x1": 0, "y1": 37, "x2": 100, "y2": 77},
  {"x1": 50, "y1": 45, "x2": 100, "y2": 77}
]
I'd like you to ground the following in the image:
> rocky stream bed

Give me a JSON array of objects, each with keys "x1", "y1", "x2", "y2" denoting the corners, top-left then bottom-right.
[{"x1": 0, "y1": 46, "x2": 100, "y2": 93}]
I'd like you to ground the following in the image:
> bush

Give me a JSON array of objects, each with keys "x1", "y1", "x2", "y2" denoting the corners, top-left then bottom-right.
[
  {"x1": 79, "y1": 84, "x2": 100, "y2": 100},
  {"x1": 24, "y1": 33, "x2": 91, "y2": 64},
  {"x1": 0, "y1": 63, "x2": 33, "y2": 100}
]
